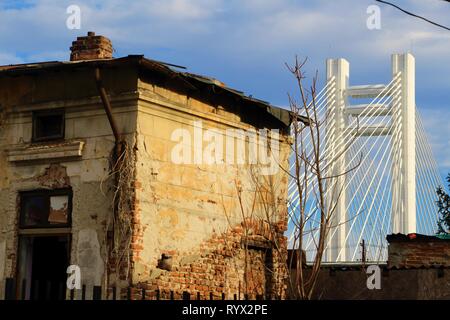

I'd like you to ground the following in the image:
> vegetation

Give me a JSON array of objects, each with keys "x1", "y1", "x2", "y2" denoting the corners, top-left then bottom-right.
[{"x1": 436, "y1": 173, "x2": 450, "y2": 234}]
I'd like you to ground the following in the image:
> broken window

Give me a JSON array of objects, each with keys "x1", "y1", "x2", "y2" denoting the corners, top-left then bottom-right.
[
  {"x1": 20, "y1": 190, "x2": 71, "y2": 228},
  {"x1": 32, "y1": 109, "x2": 65, "y2": 142},
  {"x1": 15, "y1": 189, "x2": 72, "y2": 299}
]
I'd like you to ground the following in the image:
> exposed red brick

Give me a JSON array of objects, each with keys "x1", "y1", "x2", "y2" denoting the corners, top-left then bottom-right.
[
  {"x1": 128, "y1": 217, "x2": 288, "y2": 299},
  {"x1": 387, "y1": 234, "x2": 450, "y2": 269},
  {"x1": 70, "y1": 32, "x2": 113, "y2": 61}
]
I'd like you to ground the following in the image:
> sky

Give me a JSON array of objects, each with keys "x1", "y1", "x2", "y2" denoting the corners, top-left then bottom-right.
[{"x1": 0, "y1": 0, "x2": 449, "y2": 180}]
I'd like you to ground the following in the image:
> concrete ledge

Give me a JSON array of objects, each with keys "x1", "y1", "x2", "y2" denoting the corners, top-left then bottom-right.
[{"x1": 6, "y1": 140, "x2": 85, "y2": 163}]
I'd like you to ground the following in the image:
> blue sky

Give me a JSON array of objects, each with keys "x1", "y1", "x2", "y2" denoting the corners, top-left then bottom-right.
[{"x1": 0, "y1": 0, "x2": 449, "y2": 180}]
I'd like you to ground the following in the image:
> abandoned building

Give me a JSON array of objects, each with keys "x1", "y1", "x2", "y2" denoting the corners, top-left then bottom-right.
[{"x1": 0, "y1": 32, "x2": 298, "y2": 300}]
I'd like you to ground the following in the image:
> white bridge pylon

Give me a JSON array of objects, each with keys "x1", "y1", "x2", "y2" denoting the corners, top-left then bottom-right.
[
  {"x1": 287, "y1": 53, "x2": 444, "y2": 263},
  {"x1": 326, "y1": 53, "x2": 415, "y2": 261}
]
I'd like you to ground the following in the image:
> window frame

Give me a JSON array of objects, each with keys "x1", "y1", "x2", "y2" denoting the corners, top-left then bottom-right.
[
  {"x1": 19, "y1": 189, "x2": 72, "y2": 229},
  {"x1": 32, "y1": 109, "x2": 65, "y2": 143}
]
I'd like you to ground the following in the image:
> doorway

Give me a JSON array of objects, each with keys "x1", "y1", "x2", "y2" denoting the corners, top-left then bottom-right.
[
  {"x1": 17, "y1": 235, "x2": 70, "y2": 300},
  {"x1": 16, "y1": 188, "x2": 72, "y2": 300}
]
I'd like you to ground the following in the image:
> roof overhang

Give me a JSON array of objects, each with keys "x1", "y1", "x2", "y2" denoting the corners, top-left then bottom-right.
[{"x1": 0, "y1": 55, "x2": 308, "y2": 128}]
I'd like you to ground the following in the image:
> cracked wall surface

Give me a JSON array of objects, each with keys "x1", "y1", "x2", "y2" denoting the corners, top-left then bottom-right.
[
  {"x1": 127, "y1": 79, "x2": 292, "y2": 298},
  {"x1": 0, "y1": 67, "x2": 138, "y2": 298}
]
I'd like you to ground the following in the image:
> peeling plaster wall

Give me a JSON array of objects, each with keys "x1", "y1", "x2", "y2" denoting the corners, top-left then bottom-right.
[
  {"x1": 76, "y1": 229, "x2": 104, "y2": 287},
  {"x1": 0, "y1": 68, "x2": 139, "y2": 295},
  {"x1": 129, "y1": 80, "x2": 291, "y2": 297}
]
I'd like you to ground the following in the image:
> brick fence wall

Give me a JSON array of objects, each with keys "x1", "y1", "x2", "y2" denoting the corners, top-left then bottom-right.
[
  {"x1": 287, "y1": 234, "x2": 450, "y2": 300},
  {"x1": 387, "y1": 234, "x2": 450, "y2": 269}
]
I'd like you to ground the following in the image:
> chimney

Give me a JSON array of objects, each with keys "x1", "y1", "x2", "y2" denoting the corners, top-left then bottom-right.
[{"x1": 70, "y1": 31, "x2": 113, "y2": 61}]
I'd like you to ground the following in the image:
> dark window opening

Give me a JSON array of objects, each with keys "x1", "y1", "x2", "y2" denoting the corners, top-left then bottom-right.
[
  {"x1": 20, "y1": 189, "x2": 72, "y2": 229},
  {"x1": 32, "y1": 109, "x2": 65, "y2": 142}
]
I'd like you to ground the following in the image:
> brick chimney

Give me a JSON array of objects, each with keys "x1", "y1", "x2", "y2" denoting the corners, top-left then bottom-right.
[{"x1": 70, "y1": 31, "x2": 113, "y2": 61}]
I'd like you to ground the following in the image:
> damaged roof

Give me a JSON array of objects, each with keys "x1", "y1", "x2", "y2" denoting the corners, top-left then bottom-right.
[{"x1": 0, "y1": 55, "x2": 307, "y2": 127}]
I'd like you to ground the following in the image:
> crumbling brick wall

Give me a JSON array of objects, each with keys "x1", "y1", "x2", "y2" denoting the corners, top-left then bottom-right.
[
  {"x1": 128, "y1": 218, "x2": 288, "y2": 300},
  {"x1": 121, "y1": 83, "x2": 292, "y2": 300}
]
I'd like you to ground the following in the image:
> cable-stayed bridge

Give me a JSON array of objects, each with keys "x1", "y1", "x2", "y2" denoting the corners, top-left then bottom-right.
[{"x1": 287, "y1": 53, "x2": 445, "y2": 263}]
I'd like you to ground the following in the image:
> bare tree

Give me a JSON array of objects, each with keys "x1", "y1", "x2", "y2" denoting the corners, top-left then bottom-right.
[
  {"x1": 218, "y1": 158, "x2": 290, "y2": 300},
  {"x1": 217, "y1": 57, "x2": 360, "y2": 300},
  {"x1": 284, "y1": 57, "x2": 360, "y2": 299}
]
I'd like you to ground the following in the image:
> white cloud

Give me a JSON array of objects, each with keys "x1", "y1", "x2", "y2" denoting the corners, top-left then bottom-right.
[
  {"x1": 150, "y1": 0, "x2": 218, "y2": 19},
  {"x1": 0, "y1": 0, "x2": 448, "y2": 173},
  {"x1": 0, "y1": 53, "x2": 23, "y2": 65}
]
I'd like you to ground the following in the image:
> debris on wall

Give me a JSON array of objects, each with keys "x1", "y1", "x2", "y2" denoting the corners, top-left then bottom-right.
[{"x1": 37, "y1": 164, "x2": 70, "y2": 189}]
